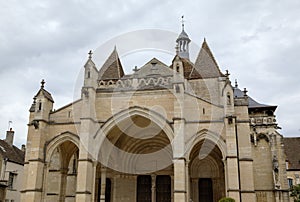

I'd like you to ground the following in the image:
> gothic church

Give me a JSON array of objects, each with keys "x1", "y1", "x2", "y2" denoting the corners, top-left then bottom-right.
[{"x1": 21, "y1": 24, "x2": 290, "y2": 202}]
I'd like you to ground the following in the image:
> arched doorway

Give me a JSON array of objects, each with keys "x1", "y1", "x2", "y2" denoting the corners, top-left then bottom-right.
[
  {"x1": 45, "y1": 140, "x2": 79, "y2": 202},
  {"x1": 96, "y1": 113, "x2": 173, "y2": 202},
  {"x1": 189, "y1": 140, "x2": 225, "y2": 202}
]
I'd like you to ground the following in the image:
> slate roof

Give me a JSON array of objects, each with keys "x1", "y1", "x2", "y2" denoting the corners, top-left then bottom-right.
[
  {"x1": 0, "y1": 140, "x2": 25, "y2": 165},
  {"x1": 98, "y1": 47, "x2": 125, "y2": 80},
  {"x1": 283, "y1": 137, "x2": 300, "y2": 170},
  {"x1": 193, "y1": 39, "x2": 225, "y2": 79},
  {"x1": 233, "y1": 86, "x2": 277, "y2": 110},
  {"x1": 176, "y1": 30, "x2": 191, "y2": 42}
]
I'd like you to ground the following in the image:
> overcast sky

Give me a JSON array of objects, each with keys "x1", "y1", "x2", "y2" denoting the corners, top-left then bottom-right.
[{"x1": 0, "y1": 0, "x2": 300, "y2": 147}]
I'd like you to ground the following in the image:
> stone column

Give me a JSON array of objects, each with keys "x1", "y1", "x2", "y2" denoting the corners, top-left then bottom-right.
[
  {"x1": 151, "y1": 174, "x2": 156, "y2": 202},
  {"x1": 100, "y1": 166, "x2": 107, "y2": 201},
  {"x1": 91, "y1": 162, "x2": 97, "y2": 202},
  {"x1": 186, "y1": 161, "x2": 190, "y2": 202},
  {"x1": 173, "y1": 159, "x2": 186, "y2": 202},
  {"x1": 75, "y1": 147, "x2": 94, "y2": 202},
  {"x1": 59, "y1": 168, "x2": 69, "y2": 201}
]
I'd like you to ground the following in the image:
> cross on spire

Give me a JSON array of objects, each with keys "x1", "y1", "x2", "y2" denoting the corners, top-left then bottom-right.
[
  {"x1": 41, "y1": 79, "x2": 45, "y2": 88},
  {"x1": 133, "y1": 66, "x2": 139, "y2": 73},
  {"x1": 88, "y1": 50, "x2": 93, "y2": 59}
]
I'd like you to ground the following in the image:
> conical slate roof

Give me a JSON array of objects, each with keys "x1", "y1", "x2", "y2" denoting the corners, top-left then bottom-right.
[
  {"x1": 98, "y1": 47, "x2": 124, "y2": 80},
  {"x1": 192, "y1": 39, "x2": 224, "y2": 78},
  {"x1": 176, "y1": 30, "x2": 191, "y2": 42}
]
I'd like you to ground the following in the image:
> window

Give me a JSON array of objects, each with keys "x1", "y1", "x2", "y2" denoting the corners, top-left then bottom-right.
[
  {"x1": 137, "y1": 175, "x2": 151, "y2": 202},
  {"x1": 227, "y1": 93, "x2": 231, "y2": 105},
  {"x1": 288, "y1": 178, "x2": 293, "y2": 188},
  {"x1": 97, "y1": 178, "x2": 111, "y2": 202},
  {"x1": 8, "y1": 172, "x2": 16, "y2": 189},
  {"x1": 38, "y1": 102, "x2": 42, "y2": 111}
]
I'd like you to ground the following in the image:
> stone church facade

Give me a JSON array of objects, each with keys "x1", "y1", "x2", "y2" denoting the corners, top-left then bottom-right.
[{"x1": 21, "y1": 26, "x2": 290, "y2": 202}]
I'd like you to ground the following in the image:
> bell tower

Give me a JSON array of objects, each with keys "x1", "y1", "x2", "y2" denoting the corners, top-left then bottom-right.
[{"x1": 176, "y1": 16, "x2": 191, "y2": 60}]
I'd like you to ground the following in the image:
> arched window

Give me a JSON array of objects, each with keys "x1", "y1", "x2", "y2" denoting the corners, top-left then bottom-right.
[{"x1": 227, "y1": 93, "x2": 231, "y2": 105}]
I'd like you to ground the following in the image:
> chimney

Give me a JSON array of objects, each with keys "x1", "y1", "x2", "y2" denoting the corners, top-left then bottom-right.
[
  {"x1": 21, "y1": 144, "x2": 26, "y2": 152},
  {"x1": 5, "y1": 128, "x2": 14, "y2": 146}
]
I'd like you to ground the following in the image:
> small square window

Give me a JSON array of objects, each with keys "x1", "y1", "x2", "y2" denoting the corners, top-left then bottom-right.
[{"x1": 8, "y1": 172, "x2": 17, "y2": 189}]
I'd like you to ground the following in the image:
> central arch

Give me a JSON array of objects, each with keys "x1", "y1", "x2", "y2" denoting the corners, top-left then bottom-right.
[{"x1": 94, "y1": 107, "x2": 174, "y2": 202}]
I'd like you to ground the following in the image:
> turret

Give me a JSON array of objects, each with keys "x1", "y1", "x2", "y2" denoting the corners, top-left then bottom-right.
[
  {"x1": 176, "y1": 16, "x2": 191, "y2": 60},
  {"x1": 29, "y1": 80, "x2": 54, "y2": 125},
  {"x1": 83, "y1": 50, "x2": 98, "y2": 88}
]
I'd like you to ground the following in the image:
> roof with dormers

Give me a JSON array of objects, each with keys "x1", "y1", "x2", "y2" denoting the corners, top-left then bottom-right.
[
  {"x1": 0, "y1": 139, "x2": 25, "y2": 165},
  {"x1": 98, "y1": 47, "x2": 124, "y2": 80}
]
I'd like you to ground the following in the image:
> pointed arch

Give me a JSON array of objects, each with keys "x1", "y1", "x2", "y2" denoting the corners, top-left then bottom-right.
[
  {"x1": 44, "y1": 131, "x2": 79, "y2": 163},
  {"x1": 185, "y1": 129, "x2": 226, "y2": 160},
  {"x1": 95, "y1": 106, "x2": 174, "y2": 142}
]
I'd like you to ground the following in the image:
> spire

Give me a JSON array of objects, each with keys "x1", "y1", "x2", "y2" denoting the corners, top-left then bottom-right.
[
  {"x1": 191, "y1": 39, "x2": 224, "y2": 78},
  {"x1": 34, "y1": 79, "x2": 54, "y2": 103},
  {"x1": 176, "y1": 16, "x2": 191, "y2": 60},
  {"x1": 98, "y1": 46, "x2": 125, "y2": 80}
]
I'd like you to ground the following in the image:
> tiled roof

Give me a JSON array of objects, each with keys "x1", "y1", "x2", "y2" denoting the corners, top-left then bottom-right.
[
  {"x1": 0, "y1": 140, "x2": 25, "y2": 165},
  {"x1": 98, "y1": 47, "x2": 124, "y2": 80},
  {"x1": 283, "y1": 137, "x2": 300, "y2": 170},
  {"x1": 193, "y1": 39, "x2": 224, "y2": 78}
]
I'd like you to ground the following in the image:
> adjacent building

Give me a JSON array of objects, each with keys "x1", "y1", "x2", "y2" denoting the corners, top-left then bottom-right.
[
  {"x1": 284, "y1": 138, "x2": 300, "y2": 190},
  {"x1": 0, "y1": 129, "x2": 25, "y2": 202}
]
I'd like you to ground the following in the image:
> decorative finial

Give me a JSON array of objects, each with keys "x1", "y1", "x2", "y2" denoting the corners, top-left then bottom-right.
[
  {"x1": 133, "y1": 66, "x2": 139, "y2": 73},
  {"x1": 243, "y1": 88, "x2": 248, "y2": 97},
  {"x1": 235, "y1": 79, "x2": 238, "y2": 88},
  {"x1": 175, "y1": 44, "x2": 179, "y2": 55},
  {"x1": 204, "y1": 37, "x2": 206, "y2": 43},
  {"x1": 41, "y1": 79, "x2": 45, "y2": 88},
  {"x1": 181, "y1": 15, "x2": 185, "y2": 31},
  {"x1": 88, "y1": 50, "x2": 93, "y2": 59},
  {"x1": 225, "y1": 70, "x2": 230, "y2": 77}
]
